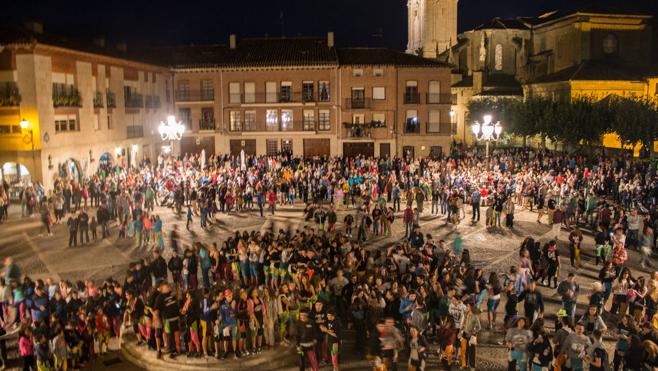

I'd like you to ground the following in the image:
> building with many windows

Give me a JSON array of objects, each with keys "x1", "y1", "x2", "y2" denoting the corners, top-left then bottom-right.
[
  {"x1": 0, "y1": 25, "x2": 452, "y2": 192},
  {"x1": 169, "y1": 33, "x2": 453, "y2": 159},
  {"x1": 0, "y1": 22, "x2": 172, "y2": 191}
]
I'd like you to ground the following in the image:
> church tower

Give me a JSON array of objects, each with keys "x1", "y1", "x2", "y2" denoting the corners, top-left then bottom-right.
[{"x1": 406, "y1": 0, "x2": 458, "y2": 59}]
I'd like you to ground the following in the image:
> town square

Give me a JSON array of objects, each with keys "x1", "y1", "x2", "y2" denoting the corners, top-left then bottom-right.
[{"x1": 1, "y1": 1, "x2": 658, "y2": 370}]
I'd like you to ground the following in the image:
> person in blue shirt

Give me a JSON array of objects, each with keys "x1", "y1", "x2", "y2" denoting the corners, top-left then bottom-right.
[
  {"x1": 219, "y1": 290, "x2": 239, "y2": 359},
  {"x1": 400, "y1": 291, "x2": 417, "y2": 321}
]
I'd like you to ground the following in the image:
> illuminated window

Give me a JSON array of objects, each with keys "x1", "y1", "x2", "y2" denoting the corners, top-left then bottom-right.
[
  {"x1": 603, "y1": 34, "x2": 618, "y2": 55},
  {"x1": 494, "y1": 44, "x2": 503, "y2": 71}
]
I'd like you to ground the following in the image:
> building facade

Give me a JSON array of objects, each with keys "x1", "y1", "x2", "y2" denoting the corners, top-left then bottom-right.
[
  {"x1": 0, "y1": 22, "x2": 172, "y2": 191},
  {"x1": 406, "y1": 0, "x2": 458, "y2": 58},
  {"x1": 171, "y1": 34, "x2": 454, "y2": 160},
  {"x1": 444, "y1": 5, "x2": 658, "y2": 148}
]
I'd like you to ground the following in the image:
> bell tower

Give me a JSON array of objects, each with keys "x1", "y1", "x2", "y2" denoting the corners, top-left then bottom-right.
[{"x1": 407, "y1": 0, "x2": 458, "y2": 59}]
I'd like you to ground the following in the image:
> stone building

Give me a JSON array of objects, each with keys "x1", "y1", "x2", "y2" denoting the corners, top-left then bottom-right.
[
  {"x1": 0, "y1": 21, "x2": 172, "y2": 192},
  {"x1": 406, "y1": 0, "x2": 458, "y2": 58},
  {"x1": 170, "y1": 33, "x2": 454, "y2": 159},
  {"x1": 444, "y1": 4, "x2": 658, "y2": 148}
]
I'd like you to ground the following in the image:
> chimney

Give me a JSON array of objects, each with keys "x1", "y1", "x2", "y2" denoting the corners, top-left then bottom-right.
[
  {"x1": 116, "y1": 42, "x2": 127, "y2": 52},
  {"x1": 327, "y1": 32, "x2": 335, "y2": 48},
  {"x1": 24, "y1": 20, "x2": 44, "y2": 34},
  {"x1": 229, "y1": 34, "x2": 237, "y2": 49},
  {"x1": 93, "y1": 37, "x2": 105, "y2": 48},
  {"x1": 473, "y1": 70, "x2": 483, "y2": 94}
]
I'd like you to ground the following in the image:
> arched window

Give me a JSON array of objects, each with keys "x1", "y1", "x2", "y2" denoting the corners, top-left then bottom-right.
[
  {"x1": 602, "y1": 34, "x2": 618, "y2": 55},
  {"x1": 494, "y1": 44, "x2": 503, "y2": 71}
]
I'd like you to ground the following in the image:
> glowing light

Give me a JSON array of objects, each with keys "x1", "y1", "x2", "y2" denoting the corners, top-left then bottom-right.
[{"x1": 159, "y1": 115, "x2": 185, "y2": 141}]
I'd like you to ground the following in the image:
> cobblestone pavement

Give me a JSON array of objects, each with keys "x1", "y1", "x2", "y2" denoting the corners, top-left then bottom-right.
[{"x1": 0, "y1": 201, "x2": 655, "y2": 370}]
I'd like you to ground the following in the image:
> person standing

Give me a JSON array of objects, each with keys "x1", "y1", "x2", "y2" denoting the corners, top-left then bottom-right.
[
  {"x1": 505, "y1": 317, "x2": 532, "y2": 371},
  {"x1": 504, "y1": 197, "x2": 515, "y2": 228},
  {"x1": 558, "y1": 273, "x2": 580, "y2": 321},
  {"x1": 78, "y1": 208, "x2": 89, "y2": 245},
  {"x1": 296, "y1": 309, "x2": 319, "y2": 371},
  {"x1": 471, "y1": 189, "x2": 481, "y2": 223},
  {"x1": 67, "y1": 213, "x2": 78, "y2": 247},
  {"x1": 559, "y1": 322, "x2": 592, "y2": 371},
  {"x1": 552, "y1": 207, "x2": 565, "y2": 241},
  {"x1": 321, "y1": 310, "x2": 341, "y2": 371},
  {"x1": 403, "y1": 205, "x2": 414, "y2": 238}
]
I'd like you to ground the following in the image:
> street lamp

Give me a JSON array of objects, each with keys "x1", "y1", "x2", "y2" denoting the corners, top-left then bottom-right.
[
  {"x1": 158, "y1": 115, "x2": 185, "y2": 156},
  {"x1": 19, "y1": 118, "x2": 34, "y2": 157},
  {"x1": 471, "y1": 114, "x2": 502, "y2": 159}
]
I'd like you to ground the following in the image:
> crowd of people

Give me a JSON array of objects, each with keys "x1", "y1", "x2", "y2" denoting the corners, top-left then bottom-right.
[{"x1": 3, "y1": 146, "x2": 658, "y2": 371}]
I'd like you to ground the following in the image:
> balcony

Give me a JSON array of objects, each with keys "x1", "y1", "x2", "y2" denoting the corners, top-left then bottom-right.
[
  {"x1": 145, "y1": 95, "x2": 161, "y2": 109},
  {"x1": 344, "y1": 98, "x2": 371, "y2": 109},
  {"x1": 93, "y1": 91, "x2": 104, "y2": 108},
  {"x1": 403, "y1": 92, "x2": 420, "y2": 104},
  {"x1": 175, "y1": 89, "x2": 214, "y2": 102},
  {"x1": 125, "y1": 94, "x2": 144, "y2": 109},
  {"x1": 0, "y1": 82, "x2": 21, "y2": 107},
  {"x1": 229, "y1": 92, "x2": 320, "y2": 105},
  {"x1": 126, "y1": 125, "x2": 144, "y2": 138},
  {"x1": 199, "y1": 118, "x2": 216, "y2": 131},
  {"x1": 106, "y1": 91, "x2": 116, "y2": 108},
  {"x1": 52, "y1": 83, "x2": 81, "y2": 108},
  {"x1": 425, "y1": 122, "x2": 453, "y2": 135},
  {"x1": 426, "y1": 93, "x2": 454, "y2": 104}
]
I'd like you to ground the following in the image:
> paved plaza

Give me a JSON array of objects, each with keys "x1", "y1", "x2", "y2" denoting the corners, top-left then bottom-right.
[{"x1": 0, "y1": 200, "x2": 654, "y2": 370}]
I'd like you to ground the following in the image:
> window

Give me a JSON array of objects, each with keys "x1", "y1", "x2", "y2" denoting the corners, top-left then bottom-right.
[
  {"x1": 280, "y1": 82, "x2": 292, "y2": 102},
  {"x1": 281, "y1": 139, "x2": 293, "y2": 155},
  {"x1": 177, "y1": 79, "x2": 190, "y2": 100},
  {"x1": 281, "y1": 109, "x2": 293, "y2": 131},
  {"x1": 266, "y1": 82, "x2": 277, "y2": 103},
  {"x1": 372, "y1": 113, "x2": 386, "y2": 127},
  {"x1": 318, "y1": 81, "x2": 330, "y2": 102},
  {"x1": 201, "y1": 79, "x2": 214, "y2": 100},
  {"x1": 352, "y1": 69, "x2": 363, "y2": 77},
  {"x1": 244, "y1": 111, "x2": 256, "y2": 131},
  {"x1": 428, "y1": 81, "x2": 441, "y2": 103},
  {"x1": 405, "y1": 81, "x2": 419, "y2": 104},
  {"x1": 55, "y1": 115, "x2": 79, "y2": 133},
  {"x1": 107, "y1": 114, "x2": 112, "y2": 130},
  {"x1": 373, "y1": 68, "x2": 384, "y2": 77},
  {"x1": 603, "y1": 34, "x2": 618, "y2": 55},
  {"x1": 179, "y1": 108, "x2": 192, "y2": 130},
  {"x1": 201, "y1": 107, "x2": 214, "y2": 130},
  {"x1": 405, "y1": 110, "x2": 419, "y2": 133},
  {"x1": 230, "y1": 111, "x2": 241, "y2": 131},
  {"x1": 494, "y1": 44, "x2": 503, "y2": 71},
  {"x1": 229, "y1": 82, "x2": 241, "y2": 103},
  {"x1": 373, "y1": 87, "x2": 385, "y2": 100},
  {"x1": 302, "y1": 81, "x2": 314, "y2": 102},
  {"x1": 352, "y1": 114, "x2": 365, "y2": 124},
  {"x1": 266, "y1": 139, "x2": 278, "y2": 156},
  {"x1": 351, "y1": 88, "x2": 365, "y2": 108},
  {"x1": 428, "y1": 110, "x2": 441, "y2": 133},
  {"x1": 318, "y1": 110, "x2": 330, "y2": 131},
  {"x1": 244, "y1": 82, "x2": 255, "y2": 103},
  {"x1": 303, "y1": 110, "x2": 315, "y2": 131},
  {"x1": 266, "y1": 109, "x2": 278, "y2": 131}
]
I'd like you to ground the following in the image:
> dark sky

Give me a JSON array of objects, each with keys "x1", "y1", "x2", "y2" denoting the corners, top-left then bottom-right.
[{"x1": 4, "y1": 0, "x2": 658, "y2": 49}]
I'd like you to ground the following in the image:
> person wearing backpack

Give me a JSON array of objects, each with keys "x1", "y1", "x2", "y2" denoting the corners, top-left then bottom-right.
[{"x1": 587, "y1": 329, "x2": 610, "y2": 371}]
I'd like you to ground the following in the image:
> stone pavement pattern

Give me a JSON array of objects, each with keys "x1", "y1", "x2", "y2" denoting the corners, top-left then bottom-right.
[{"x1": 0, "y1": 201, "x2": 653, "y2": 370}]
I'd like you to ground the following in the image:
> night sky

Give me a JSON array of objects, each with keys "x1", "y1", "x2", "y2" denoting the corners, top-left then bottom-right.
[{"x1": 4, "y1": 0, "x2": 658, "y2": 50}]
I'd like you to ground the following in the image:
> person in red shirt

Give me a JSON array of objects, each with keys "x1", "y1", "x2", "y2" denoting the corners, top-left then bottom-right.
[
  {"x1": 95, "y1": 308, "x2": 111, "y2": 355},
  {"x1": 267, "y1": 189, "x2": 277, "y2": 215}
]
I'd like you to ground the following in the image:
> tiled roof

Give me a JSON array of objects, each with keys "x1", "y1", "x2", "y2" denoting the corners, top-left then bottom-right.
[
  {"x1": 337, "y1": 48, "x2": 450, "y2": 67},
  {"x1": 484, "y1": 74, "x2": 522, "y2": 88},
  {"x1": 474, "y1": 17, "x2": 530, "y2": 31},
  {"x1": 0, "y1": 26, "x2": 163, "y2": 66},
  {"x1": 528, "y1": 60, "x2": 658, "y2": 84},
  {"x1": 524, "y1": 3, "x2": 651, "y2": 26},
  {"x1": 165, "y1": 38, "x2": 339, "y2": 68}
]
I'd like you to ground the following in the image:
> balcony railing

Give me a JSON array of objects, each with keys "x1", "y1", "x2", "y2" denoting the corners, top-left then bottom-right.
[
  {"x1": 229, "y1": 92, "x2": 321, "y2": 105},
  {"x1": 426, "y1": 93, "x2": 453, "y2": 104},
  {"x1": 344, "y1": 98, "x2": 371, "y2": 109},
  {"x1": 145, "y1": 95, "x2": 161, "y2": 109},
  {"x1": 0, "y1": 82, "x2": 21, "y2": 107},
  {"x1": 229, "y1": 122, "x2": 259, "y2": 132},
  {"x1": 93, "y1": 91, "x2": 104, "y2": 108},
  {"x1": 106, "y1": 91, "x2": 116, "y2": 108},
  {"x1": 126, "y1": 125, "x2": 144, "y2": 138},
  {"x1": 52, "y1": 83, "x2": 81, "y2": 108},
  {"x1": 175, "y1": 89, "x2": 214, "y2": 102},
  {"x1": 403, "y1": 92, "x2": 420, "y2": 104},
  {"x1": 425, "y1": 122, "x2": 453, "y2": 135},
  {"x1": 199, "y1": 119, "x2": 216, "y2": 130},
  {"x1": 125, "y1": 93, "x2": 144, "y2": 108}
]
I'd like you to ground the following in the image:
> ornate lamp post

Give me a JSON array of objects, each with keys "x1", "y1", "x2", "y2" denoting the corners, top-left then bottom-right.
[
  {"x1": 158, "y1": 115, "x2": 185, "y2": 155},
  {"x1": 471, "y1": 114, "x2": 502, "y2": 159}
]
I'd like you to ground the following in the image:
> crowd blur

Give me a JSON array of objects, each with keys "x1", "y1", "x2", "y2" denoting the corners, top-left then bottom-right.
[{"x1": 3, "y1": 146, "x2": 658, "y2": 371}]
